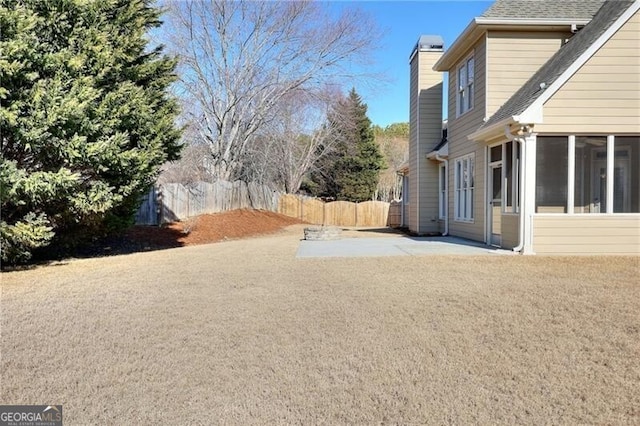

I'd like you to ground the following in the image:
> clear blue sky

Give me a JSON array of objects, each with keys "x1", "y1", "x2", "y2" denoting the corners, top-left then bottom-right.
[{"x1": 331, "y1": 1, "x2": 492, "y2": 127}]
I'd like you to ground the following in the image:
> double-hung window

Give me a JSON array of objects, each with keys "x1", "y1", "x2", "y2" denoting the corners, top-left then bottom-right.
[
  {"x1": 457, "y1": 55, "x2": 474, "y2": 116},
  {"x1": 454, "y1": 154, "x2": 475, "y2": 221}
]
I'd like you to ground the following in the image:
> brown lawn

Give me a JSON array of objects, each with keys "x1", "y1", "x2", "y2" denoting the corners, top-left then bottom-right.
[{"x1": 1, "y1": 217, "x2": 639, "y2": 424}]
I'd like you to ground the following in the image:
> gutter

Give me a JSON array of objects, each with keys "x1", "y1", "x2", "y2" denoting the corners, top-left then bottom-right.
[{"x1": 474, "y1": 17, "x2": 591, "y2": 26}]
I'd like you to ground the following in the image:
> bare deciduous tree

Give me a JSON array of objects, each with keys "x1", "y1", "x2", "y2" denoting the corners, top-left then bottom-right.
[
  {"x1": 243, "y1": 88, "x2": 344, "y2": 193},
  {"x1": 165, "y1": 0, "x2": 379, "y2": 181},
  {"x1": 373, "y1": 124, "x2": 409, "y2": 201}
]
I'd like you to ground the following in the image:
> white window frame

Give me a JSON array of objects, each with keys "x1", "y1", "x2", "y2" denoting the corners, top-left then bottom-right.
[
  {"x1": 502, "y1": 141, "x2": 520, "y2": 214},
  {"x1": 537, "y1": 134, "x2": 639, "y2": 215},
  {"x1": 457, "y1": 54, "x2": 475, "y2": 117},
  {"x1": 438, "y1": 163, "x2": 447, "y2": 220},
  {"x1": 454, "y1": 154, "x2": 475, "y2": 222}
]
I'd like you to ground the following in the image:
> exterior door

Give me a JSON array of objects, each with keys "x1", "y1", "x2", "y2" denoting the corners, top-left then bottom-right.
[{"x1": 489, "y1": 164, "x2": 502, "y2": 246}]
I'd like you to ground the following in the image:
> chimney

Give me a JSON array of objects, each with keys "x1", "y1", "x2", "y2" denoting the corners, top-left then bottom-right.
[{"x1": 408, "y1": 35, "x2": 444, "y2": 234}]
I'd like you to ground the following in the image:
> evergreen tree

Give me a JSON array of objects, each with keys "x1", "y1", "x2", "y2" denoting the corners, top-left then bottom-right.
[
  {"x1": 0, "y1": 0, "x2": 181, "y2": 264},
  {"x1": 310, "y1": 89, "x2": 384, "y2": 202}
]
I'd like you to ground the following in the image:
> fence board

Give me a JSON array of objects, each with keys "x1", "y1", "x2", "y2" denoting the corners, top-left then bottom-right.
[
  {"x1": 356, "y1": 201, "x2": 389, "y2": 227},
  {"x1": 302, "y1": 198, "x2": 325, "y2": 225},
  {"x1": 136, "y1": 180, "x2": 391, "y2": 228},
  {"x1": 387, "y1": 201, "x2": 402, "y2": 227},
  {"x1": 134, "y1": 187, "x2": 158, "y2": 225},
  {"x1": 325, "y1": 201, "x2": 357, "y2": 227},
  {"x1": 278, "y1": 194, "x2": 301, "y2": 219}
]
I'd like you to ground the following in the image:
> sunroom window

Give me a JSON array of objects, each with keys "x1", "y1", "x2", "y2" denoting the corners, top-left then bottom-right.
[
  {"x1": 574, "y1": 136, "x2": 607, "y2": 213},
  {"x1": 537, "y1": 135, "x2": 639, "y2": 214},
  {"x1": 536, "y1": 137, "x2": 568, "y2": 213},
  {"x1": 614, "y1": 136, "x2": 639, "y2": 213}
]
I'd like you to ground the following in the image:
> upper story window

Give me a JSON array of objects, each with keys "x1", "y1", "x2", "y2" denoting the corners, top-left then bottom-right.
[{"x1": 457, "y1": 55, "x2": 474, "y2": 116}]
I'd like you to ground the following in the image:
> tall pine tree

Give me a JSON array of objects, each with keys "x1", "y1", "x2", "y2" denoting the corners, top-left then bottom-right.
[
  {"x1": 0, "y1": 0, "x2": 181, "y2": 264},
  {"x1": 310, "y1": 88, "x2": 384, "y2": 202}
]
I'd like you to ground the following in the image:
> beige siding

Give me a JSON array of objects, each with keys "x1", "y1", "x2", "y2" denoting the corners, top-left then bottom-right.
[
  {"x1": 409, "y1": 57, "x2": 419, "y2": 231},
  {"x1": 501, "y1": 214, "x2": 520, "y2": 249},
  {"x1": 409, "y1": 49, "x2": 443, "y2": 234},
  {"x1": 533, "y1": 215, "x2": 640, "y2": 254},
  {"x1": 536, "y1": 10, "x2": 640, "y2": 134},
  {"x1": 448, "y1": 37, "x2": 487, "y2": 242},
  {"x1": 487, "y1": 31, "x2": 570, "y2": 117}
]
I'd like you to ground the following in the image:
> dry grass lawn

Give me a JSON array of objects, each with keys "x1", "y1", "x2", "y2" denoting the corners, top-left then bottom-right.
[{"x1": 1, "y1": 225, "x2": 639, "y2": 424}]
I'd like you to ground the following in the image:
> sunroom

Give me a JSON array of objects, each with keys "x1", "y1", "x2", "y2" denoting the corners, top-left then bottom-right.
[{"x1": 531, "y1": 134, "x2": 640, "y2": 254}]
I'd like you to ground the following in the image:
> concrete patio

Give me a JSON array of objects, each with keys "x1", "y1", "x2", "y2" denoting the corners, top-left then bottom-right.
[{"x1": 297, "y1": 234, "x2": 514, "y2": 258}]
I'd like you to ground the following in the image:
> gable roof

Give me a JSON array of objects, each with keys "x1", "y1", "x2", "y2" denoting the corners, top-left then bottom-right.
[
  {"x1": 434, "y1": 0, "x2": 604, "y2": 71},
  {"x1": 478, "y1": 0, "x2": 637, "y2": 133},
  {"x1": 481, "y1": 0, "x2": 605, "y2": 21}
]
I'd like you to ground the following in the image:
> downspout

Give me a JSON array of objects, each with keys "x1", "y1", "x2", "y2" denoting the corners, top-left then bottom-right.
[
  {"x1": 504, "y1": 125, "x2": 526, "y2": 253},
  {"x1": 435, "y1": 154, "x2": 448, "y2": 236}
]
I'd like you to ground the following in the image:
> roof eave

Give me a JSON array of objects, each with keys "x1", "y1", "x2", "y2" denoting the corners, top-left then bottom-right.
[
  {"x1": 433, "y1": 20, "x2": 479, "y2": 71},
  {"x1": 475, "y1": 17, "x2": 591, "y2": 26},
  {"x1": 468, "y1": 117, "x2": 515, "y2": 141},
  {"x1": 426, "y1": 141, "x2": 449, "y2": 160},
  {"x1": 434, "y1": 18, "x2": 591, "y2": 71},
  {"x1": 470, "y1": 106, "x2": 544, "y2": 141}
]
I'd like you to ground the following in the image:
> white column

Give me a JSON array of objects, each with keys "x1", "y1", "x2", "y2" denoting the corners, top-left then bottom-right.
[
  {"x1": 567, "y1": 135, "x2": 575, "y2": 214},
  {"x1": 522, "y1": 133, "x2": 537, "y2": 255},
  {"x1": 606, "y1": 135, "x2": 614, "y2": 213}
]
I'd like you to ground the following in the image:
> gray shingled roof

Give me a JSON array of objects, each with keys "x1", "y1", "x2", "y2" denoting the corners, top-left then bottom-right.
[
  {"x1": 481, "y1": 0, "x2": 634, "y2": 130},
  {"x1": 481, "y1": 0, "x2": 606, "y2": 20}
]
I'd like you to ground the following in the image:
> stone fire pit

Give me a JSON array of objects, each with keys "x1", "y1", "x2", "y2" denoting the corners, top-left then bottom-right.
[{"x1": 303, "y1": 226, "x2": 342, "y2": 241}]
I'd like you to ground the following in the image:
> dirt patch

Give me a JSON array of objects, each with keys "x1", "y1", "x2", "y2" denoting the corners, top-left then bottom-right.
[
  {"x1": 167, "y1": 209, "x2": 305, "y2": 246},
  {"x1": 69, "y1": 209, "x2": 306, "y2": 258}
]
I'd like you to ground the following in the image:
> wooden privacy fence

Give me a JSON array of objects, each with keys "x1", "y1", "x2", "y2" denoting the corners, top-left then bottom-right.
[
  {"x1": 135, "y1": 180, "x2": 392, "y2": 227},
  {"x1": 135, "y1": 180, "x2": 278, "y2": 225},
  {"x1": 278, "y1": 194, "x2": 391, "y2": 227}
]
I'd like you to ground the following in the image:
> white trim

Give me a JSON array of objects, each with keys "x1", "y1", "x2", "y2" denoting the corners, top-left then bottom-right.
[
  {"x1": 606, "y1": 135, "x2": 615, "y2": 213},
  {"x1": 488, "y1": 160, "x2": 503, "y2": 246},
  {"x1": 456, "y1": 53, "x2": 475, "y2": 117},
  {"x1": 521, "y1": 2, "x2": 640, "y2": 120},
  {"x1": 534, "y1": 213, "x2": 640, "y2": 218},
  {"x1": 454, "y1": 153, "x2": 476, "y2": 222},
  {"x1": 438, "y1": 163, "x2": 447, "y2": 220},
  {"x1": 484, "y1": 32, "x2": 489, "y2": 120},
  {"x1": 483, "y1": 146, "x2": 488, "y2": 242},
  {"x1": 475, "y1": 17, "x2": 592, "y2": 26},
  {"x1": 434, "y1": 18, "x2": 593, "y2": 71},
  {"x1": 468, "y1": 117, "x2": 513, "y2": 141},
  {"x1": 513, "y1": 141, "x2": 521, "y2": 213},
  {"x1": 567, "y1": 135, "x2": 575, "y2": 214},
  {"x1": 522, "y1": 133, "x2": 537, "y2": 255}
]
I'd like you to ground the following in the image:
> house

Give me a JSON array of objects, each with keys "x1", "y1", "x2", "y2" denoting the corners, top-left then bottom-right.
[{"x1": 403, "y1": 0, "x2": 640, "y2": 254}]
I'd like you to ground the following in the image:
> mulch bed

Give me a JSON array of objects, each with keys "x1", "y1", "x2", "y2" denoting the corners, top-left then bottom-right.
[{"x1": 71, "y1": 209, "x2": 305, "y2": 258}]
